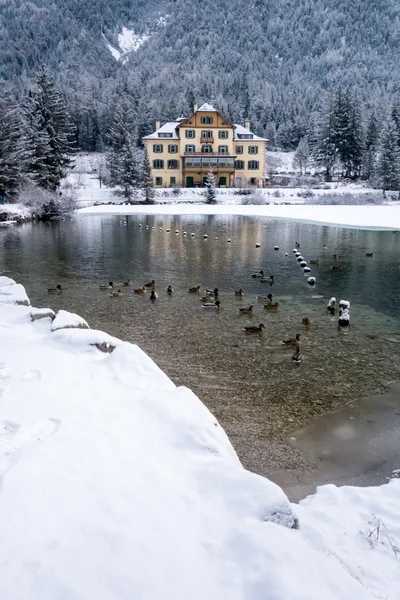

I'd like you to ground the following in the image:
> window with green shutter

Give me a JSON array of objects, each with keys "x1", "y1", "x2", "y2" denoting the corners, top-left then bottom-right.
[
  {"x1": 153, "y1": 159, "x2": 164, "y2": 169},
  {"x1": 153, "y1": 144, "x2": 163, "y2": 153},
  {"x1": 168, "y1": 144, "x2": 178, "y2": 154}
]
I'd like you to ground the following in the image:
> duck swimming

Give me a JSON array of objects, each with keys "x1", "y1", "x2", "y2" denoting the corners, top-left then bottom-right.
[
  {"x1": 47, "y1": 284, "x2": 62, "y2": 294},
  {"x1": 292, "y1": 346, "x2": 302, "y2": 363},
  {"x1": 166, "y1": 285, "x2": 173, "y2": 294},
  {"x1": 245, "y1": 323, "x2": 265, "y2": 333},
  {"x1": 134, "y1": 286, "x2": 146, "y2": 294},
  {"x1": 234, "y1": 288, "x2": 245, "y2": 296},
  {"x1": 123, "y1": 279, "x2": 132, "y2": 286},
  {"x1": 188, "y1": 285, "x2": 201, "y2": 293},
  {"x1": 251, "y1": 270, "x2": 264, "y2": 278},
  {"x1": 110, "y1": 289, "x2": 123, "y2": 298},
  {"x1": 144, "y1": 279, "x2": 155, "y2": 288},
  {"x1": 100, "y1": 281, "x2": 113, "y2": 290},
  {"x1": 302, "y1": 317, "x2": 312, "y2": 326},
  {"x1": 202, "y1": 300, "x2": 221, "y2": 309},
  {"x1": 282, "y1": 333, "x2": 301, "y2": 346},
  {"x1": 238, "y1": 305, "x2": 254, "y2": 314},
  {"x1": 150, "y1": 290, "x2": 158, "y2": 300},
  {"x1": 264, "y1": 302, "x2": 279, "y2": 311},
  {"x1": 257, "y1": 293, "x2": 273, "y2": 302}
]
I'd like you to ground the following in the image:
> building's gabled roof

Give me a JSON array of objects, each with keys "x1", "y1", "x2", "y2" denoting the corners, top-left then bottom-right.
[
  {"x1": 142, "y1": 121, "x2": 180, "y2": 140},
  {"x1": 197, "y1": 102, "x2": 218, "y2": 112},
  {"x1": 233, "y1": 124, "x2": 268, "y2": 142}
]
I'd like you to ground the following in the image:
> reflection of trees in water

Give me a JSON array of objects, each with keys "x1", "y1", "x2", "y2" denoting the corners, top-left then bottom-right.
[{"x1": 3, "y1": 229, "x2": 22, "y2": 249}]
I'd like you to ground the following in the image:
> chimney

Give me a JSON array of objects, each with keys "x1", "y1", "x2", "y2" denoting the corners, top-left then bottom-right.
[
  {"x1": 245, "y1": 119, "x2": 251, "y2": 130},
  {"x1": 194, "y1": 103, "x2": 198, "y2": 112},
  {"x1": 156, "y1": 120, "x2": 161, "y2": 130}
]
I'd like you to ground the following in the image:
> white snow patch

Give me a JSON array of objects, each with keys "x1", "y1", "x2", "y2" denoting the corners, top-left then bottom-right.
[
  {"x1": 30, "y1": 307, "x2": 56, "y2": 322},
  {"x1": 78, "y1": 204, "x2": 400, "y2": 230},
  {"x1": 107, "y1": 43, "x2": 121, "y2": 61},
  {"x1": 51, "y1": 309, "x2": 89, "y2": 331},
  {"x1": 118, "y1": 26, "x2": 150, "y2": 53},
  {"x1": 0, "y1": 276, "x2": 16, "y2": 287},
  {"x1": 0, "y1": 282, "x2": 30, "y2": 306},
  {"x1": 50, "y1": 327, "x2": 122, "y2": 352}
]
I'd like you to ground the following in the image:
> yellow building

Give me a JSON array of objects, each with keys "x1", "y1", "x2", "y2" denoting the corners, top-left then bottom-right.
[{"x1": 142, "y1": 103, "x2": 267, "y2": 188}]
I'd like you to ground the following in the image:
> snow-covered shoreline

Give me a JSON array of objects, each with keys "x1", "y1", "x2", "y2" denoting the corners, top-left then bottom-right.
[
  {"x1": 78, "y1": 203, "x2": 400, "y2": 230},
  {"x1": 0, "y1": 276, "x2": 399, "y2": 599}
]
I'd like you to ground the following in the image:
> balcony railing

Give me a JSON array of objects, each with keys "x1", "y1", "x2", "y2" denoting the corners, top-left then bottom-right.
[
  {"x1": 184, "y1": 152, "x2": 235, "y2": 156},
  {"x1": 200, "y1": 137, "x2": 214, "y2": 143}
]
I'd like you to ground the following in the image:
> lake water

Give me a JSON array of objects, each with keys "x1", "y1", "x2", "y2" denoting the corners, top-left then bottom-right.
[{"x1": 2, "y1": 214, "x2": 400, "y2": 498}]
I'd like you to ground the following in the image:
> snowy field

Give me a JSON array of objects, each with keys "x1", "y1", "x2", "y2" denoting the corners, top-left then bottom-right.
[
  {"x1": 0, "y1": 276, "x2": 399, "y2": 599},
  {"x1": 79, "y1": 204, "x2": 400, "y2": 230}
]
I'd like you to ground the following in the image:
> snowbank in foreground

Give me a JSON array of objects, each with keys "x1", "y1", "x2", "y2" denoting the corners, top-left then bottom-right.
[
  {"x1": 78, "y1": 204, "x2": 400, "y2": 230},
  {"x1": 0, "y1": 279, "x2": 399, "y2": 599}
]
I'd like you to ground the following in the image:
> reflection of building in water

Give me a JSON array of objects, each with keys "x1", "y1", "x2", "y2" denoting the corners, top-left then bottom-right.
[{"x1": 143, "y1": 103, "x2": 268, "y2": 189}]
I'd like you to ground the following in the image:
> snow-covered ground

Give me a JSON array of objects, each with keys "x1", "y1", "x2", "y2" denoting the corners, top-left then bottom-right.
[
  {"x1": 0, "y1": 276, "x2": 399, "y2": 599},
  {"x1": 79, "y1": 203, "x2": 400, "y2": 230}
]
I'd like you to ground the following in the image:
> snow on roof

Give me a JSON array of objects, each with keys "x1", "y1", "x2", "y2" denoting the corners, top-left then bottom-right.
[
  {"x1": 142, "y1": 121, "x2": 180, "y2": 140},
  {"x1": 197, "y1": 103, "x2": 218, "y2": 112},
  {"x1": 234, "y1": 123, "x2": 268, "y2": 142}
]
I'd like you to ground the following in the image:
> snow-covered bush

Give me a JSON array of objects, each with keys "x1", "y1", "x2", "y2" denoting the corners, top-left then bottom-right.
[
  {"x1": 241, "y1": 190, "x2": 268, "y2": 205},
  {"x1": 19, "y1": 183, "x2": 76, "y2": 219},
  {"x1": 308, "y1": 192, "x2": 384, "y2": 205}
]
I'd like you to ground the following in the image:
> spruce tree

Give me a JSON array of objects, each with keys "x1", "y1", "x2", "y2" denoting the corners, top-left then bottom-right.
[
  {"x1": 391, "y1": 99, "x2": 400, "y2": 148},
  {"x1": 204, "y1": 169, "x2": 217, "y2": 204},
  {"x1": 107, "y1": 100, "x2": 139, "y2": 201},
  {"x1": 310, "y1": 105, "x2": 337, "y2": 182},
  {"x1": 25, "y1": 69, "x2": 75, "y2": 191},
  {"x1": 0, "y1": 91, "x2": 26, "y2": 200},
  {"x1": 142, "y1": 147, "x2": 155, "y2": 204},
  {"x1": 293, "y1": 135, "x2": 310, "y2": 175},
  {"x1": 362, "y1": 111, "x2": 379, "y2": 180},
  {"x1": 331, "y1": 87, "x2": 363, "y2": 179},
  {"x1": 377, "y1": 118, "x2": 400, "y2": 196}
]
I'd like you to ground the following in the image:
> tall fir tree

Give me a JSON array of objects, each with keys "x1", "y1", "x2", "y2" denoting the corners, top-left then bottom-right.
[
  {"x1": 391, "y1": 99, "x2": 400, "y2": 148},
  {"x1": 292, "y1": 135, "x2": 310, "y2": 175},
  {"x1": 331, "y1": 87, "x2": 364, "y2": 178},
  {"x1": 204, "y1": 169, "x2": 217, "y2": 204},
  {"x1": 362, "y1": 111, "x2": 379, "y2": 180},
  {"x1": 0, "y1": 90, "x2": 27, "y2": 200},
  {"x1": 310, "y1": 103, "x2": 337, "y2": 181},
  {"x1": 107, "y1": 99, "x2": 139, "y2": 201},
  {"x1": 142, "y1": 147, "x2": 155, "y2": 204},
  {"x1": 25, "y1": 69, "x2": 75, "y2": 190},
  {"x1": 377, "y1": 118, "x2": 400, "y2": 195}
]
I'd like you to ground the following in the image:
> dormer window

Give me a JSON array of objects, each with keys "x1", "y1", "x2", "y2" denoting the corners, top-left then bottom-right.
[
  {"x1": 238, "y1": 133, "x2": 254, "y2": 139},
  {"x1": 200, "y1": 116, "x2": 213, "y2": 124},
  {"x1": 159, "y1": 132, "x2": 173, "y2": 138}
]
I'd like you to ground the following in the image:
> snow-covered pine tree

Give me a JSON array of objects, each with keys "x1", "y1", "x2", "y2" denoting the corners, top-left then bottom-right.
[
  {"x1": 204, "y1": 169, "x2": 217, "y2": 204},
  {"x1": 0, "y1": 90, "x2": 27, "y2": 200},
  {"x1": 310, "y1": 105, "x2": 337, "y2": 181},
  {"x1": 362, "y1": 111, "x2": 379, "y2": 181},
  {"x1": 107, "y1": 99, "x2": 139, "y2": 201},
  {"x1": 377, "y1": 118, "x2": 400, "y2": 196},
  {"x1": 331, "y1": 87, "x2": 364, "y2": 179},
  {"x1": 391, "y1": 99, "x2": 400, "y2": 148},
  {"x1": 292, "y1": 135, "x2": 310, "y2": 175},
  {"x1": 25, "y1": 69, "x2": 75, "y2": 191},
  {"x1": 142, "y1": 147, "x2": 155, "y2": 204}
]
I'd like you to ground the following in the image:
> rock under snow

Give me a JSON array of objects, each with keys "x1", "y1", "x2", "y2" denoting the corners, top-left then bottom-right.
[
  {"x1": 0, "y1": 282, "x2": 30, "y2": 306},
  {"x1": 51, "y1": 309, "x2": 89, "y2": 331},
  {"x1": 30, "y1": 307, "x2": 56, "y2": 322},
  {"x1": 51, "y1": 327, "x2": 121, "y2": 353},
  {"x1": 0, "y1": 276, "x2": 16, "y2": 287}
]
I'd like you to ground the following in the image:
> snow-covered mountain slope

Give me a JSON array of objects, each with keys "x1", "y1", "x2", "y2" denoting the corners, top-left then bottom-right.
[
  {"x1": 0, "y1": 278, "x2": 399, "y2": 599},
  {"x1": 106, "y1": 18, "x2": 167, "y2": 63}
]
